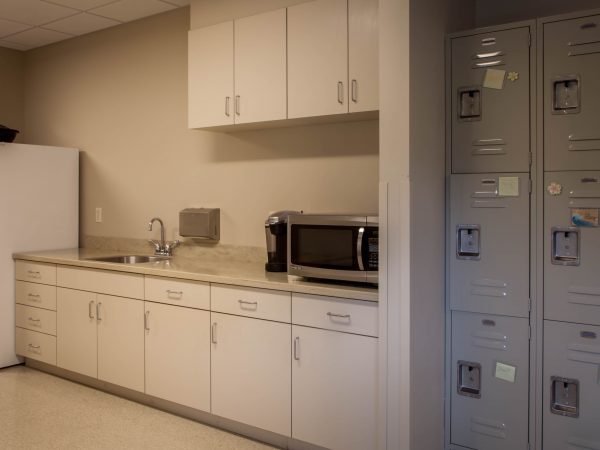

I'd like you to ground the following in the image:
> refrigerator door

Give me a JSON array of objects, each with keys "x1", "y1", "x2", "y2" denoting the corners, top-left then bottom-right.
[{"x1": 0, "y1": 143, "x2": 78, "y2": 368}]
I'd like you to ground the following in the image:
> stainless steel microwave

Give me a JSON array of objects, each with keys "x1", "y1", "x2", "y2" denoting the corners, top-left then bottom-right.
[{"x1": 287, "y1": 214, "x2": 378, "y2": 284}]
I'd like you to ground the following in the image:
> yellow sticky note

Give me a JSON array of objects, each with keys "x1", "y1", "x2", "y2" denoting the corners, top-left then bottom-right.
[
  {"x1": 483, "y1": 69, "x2": 506, "y2": 90},
  {"x1": 499, "y1": 176, "x2": 519, "y2": 197},
  {"x1": 495, "y1": 362, "x2": 516, "y2": 383}
]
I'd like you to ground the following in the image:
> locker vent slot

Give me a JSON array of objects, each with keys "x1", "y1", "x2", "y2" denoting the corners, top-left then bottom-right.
[
  {"x1": 567, "y1": 342, "x2": 600, "y2": 365},
  {"x1": 566, "y1": 436, "x2": 600, "y2": 450},
  {"x1": 457, "y1": 361, "x2": 481, "y2": 398},
  {"x1": 568, "y1": 286, "x2": 600, "y2": 307},
  {"x1": 568, "y1": 135, "x2": 600, "y2": 152},
  {"x1": 473, "y1": 50, "x2": 504, "y2": 59},
  {"x1": 568, "y1": 40, "x2": 600, "y2": 57},
  {"x1": 550, "y1": 376, "x2": 579, "y2": 418},
  {"x1": 472, "y1": 139, "x2": 506, "y2": 157},
  {"x1": 471, "y1": 200, "x2": 507, "y2": 208},
  {"x1": 471, "y1": 329, "x2": 508, "y2": 350},
  {"x1": 470, "y1": 416, "x2": 507, "y2": 440},
  {"x1": 553, "y1": 77, "x2": 581, "y2": 114},
  {"x1": 551, "y1": 227, "x2": 580, "y2": 266},
  {"x1": 481, "y1": 37, "x2": 496, "y2": 46},
  {"x1": 472, "y1": 59, "x2": 505, "y2": 69},
  {"x1": 458, "y1": 87, "x2": 481, "y2": 121}
]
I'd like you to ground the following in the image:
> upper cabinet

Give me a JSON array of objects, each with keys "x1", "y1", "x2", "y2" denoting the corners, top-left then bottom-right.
[
  {"x1": 188, "y1": 9, "x2": 287, "y2": 128},
  {"x1": 188, "y1": 0, "x2": 378, "y2": 129}
]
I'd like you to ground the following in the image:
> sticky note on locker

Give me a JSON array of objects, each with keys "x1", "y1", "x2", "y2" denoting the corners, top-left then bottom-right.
[
  {"x1": 495, "y1": 362, "x2": 516, "y2": 383},
  {"x1": 483, "y1": 69, "x2": 506, "y2": 90},
  {"x1": 499, "y1": 177, "x2": 519, "y2": 196}
]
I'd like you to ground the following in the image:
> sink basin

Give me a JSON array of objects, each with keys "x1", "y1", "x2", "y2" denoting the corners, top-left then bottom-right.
[{"x1": 86, "y1": 255, "x2": 170, "y2": 264}]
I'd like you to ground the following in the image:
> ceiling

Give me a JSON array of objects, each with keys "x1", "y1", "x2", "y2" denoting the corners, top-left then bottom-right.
[{"x1": 0, "y1": 0, "x2": 190, "y2": 51}]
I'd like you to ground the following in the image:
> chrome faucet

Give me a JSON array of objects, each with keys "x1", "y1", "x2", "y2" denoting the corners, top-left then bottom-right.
[{"x1": 148, "y1": 217, "x2": 180, "y2": 256}]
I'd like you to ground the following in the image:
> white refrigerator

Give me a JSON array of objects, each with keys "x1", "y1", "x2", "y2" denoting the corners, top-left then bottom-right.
[{"x1": 0, "y1": 143, "x2": 78, "y2": 368}]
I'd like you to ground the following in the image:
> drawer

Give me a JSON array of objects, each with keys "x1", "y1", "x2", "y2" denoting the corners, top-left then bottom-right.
[
  {"x1": 145, "y1": 276, "x2": 210, "y2": 310},
  {"x1": 15, "y1": 304, "x2": 57, "y2": 335},
  {"x1": 15, "y1": 327, "x2": 57, "y2": 365},
  {"x1": 15, "y1": 261, "x2": 56, "y2": 285},
  {"x1": 57, "y1": 266, "x2": 144, "y2": 299},
  {"x1": 15, "y1": 281, "x2": 57, "y2": 310},
  {"x1": 292, "y1": 294, "x2": 378, "y2": 337},
  {"x1": 211, "y1": 284, "x2": 291, "y2": 323}
]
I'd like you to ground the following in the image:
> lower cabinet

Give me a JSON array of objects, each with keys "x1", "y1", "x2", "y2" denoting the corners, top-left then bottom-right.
[
  {"x1": 57, "y1": 287, "x2": 144, "y2": 392},
  {"x1": 144, "y1": 302, "x2": 210, "y2": 411},
  {"x1": 292, "y1": 325, "x2": 378, "y2": 450},
  {"x1": 210, "y1": 312, "x2": 292, "y2": 436}
]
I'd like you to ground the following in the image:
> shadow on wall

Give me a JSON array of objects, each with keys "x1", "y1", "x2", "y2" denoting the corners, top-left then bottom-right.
[{"x1": 199, "y1": 119, "x2": 379, "y2": 163}]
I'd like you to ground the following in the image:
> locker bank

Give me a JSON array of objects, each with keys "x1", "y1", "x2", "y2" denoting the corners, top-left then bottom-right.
[{"x1": 446, "y1": 7, "x2": 600, "y2": 450}]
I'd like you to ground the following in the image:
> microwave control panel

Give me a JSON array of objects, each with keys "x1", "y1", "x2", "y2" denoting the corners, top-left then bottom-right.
[{"x1": 366, "y1": 227, "x2": 379, "y2": 271}]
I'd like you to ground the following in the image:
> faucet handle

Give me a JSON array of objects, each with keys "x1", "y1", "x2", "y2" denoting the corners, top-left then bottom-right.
[
  {"x1": 165, "y1": 240, "x2": 181, "y2": 255},
  {"x1": 148, "y1": 239, "x2": 162, "y2": 252}
]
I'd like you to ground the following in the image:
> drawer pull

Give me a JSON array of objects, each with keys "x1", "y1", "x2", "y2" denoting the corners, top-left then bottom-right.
[
  {"x1": 144, "y1": 311, "x2": 150, "y2": 331},
  {"x1": 27, "y1": 270, "x2": 41, "y2": 278},
  {"x1": 27, "y1": 317, "x2": 41, "y2": 323},
  {"x1": 211, "y1": 322, "x2": 217, "y2": 344},
  {"x1": 88, "y1": 301, "x2": 95, "y2": 319},
  {"x1": 28, "y1": 293, "x2": 41, "y2": 299},
  {"x1": 327, "y1": 312, "x2": 351, "y2": 319},
  {"x1": 28, "y1": 344, "x2": 41, "y2": 349},
  {"x1": 238, "y1": 299, "x2": 258, "y2": 309},
  {"x1": 294, "y1": 337, "x2": 300, "y2": 361},
  {"x1": 166, "y1": 290, "x2": 183, "y2": 298}
]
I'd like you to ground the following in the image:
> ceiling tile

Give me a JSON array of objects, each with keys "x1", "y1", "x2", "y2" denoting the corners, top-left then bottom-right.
[
  {"x1": 44, "y1": 12, "x2": 120, "y2": 35},
  {"x1": 0, "y1": 39, "x2": 31, "y2": 50},
  {"x1": 0, "y1": 17, "x2": 31, "y2": 38},
  {"x1": 41, "y1": 0, "x2": 120, "y2": 11},
  {"x1": 3, "y1": 27, "x2": 72, "y2": 47},
  {"x1": 0, "y1": 0, "x2": 78, "y2": 26},
  {"x1": 89, "y1": 0, "x2": 175, "y2": 23}
]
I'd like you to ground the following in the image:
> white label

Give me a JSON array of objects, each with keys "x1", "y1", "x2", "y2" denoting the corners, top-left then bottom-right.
[
  {"x1": 495, "y1": 362, "x2": 516, "y2": 383},
  {"x1": 483, "y1": 69, "x2": 506, "y2": 90},
  {"x1": 499, "y1": 177, "x2": 519, "y2": 196}
]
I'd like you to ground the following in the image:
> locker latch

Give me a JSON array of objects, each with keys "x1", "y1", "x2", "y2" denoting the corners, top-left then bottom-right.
[
  {"x1": 457, "y1": 360, "x2": 481, "y2": 398},
  {"x1": 456, "y1": 225, "x2": 481, "y2": 260},
  {"x1": 550, "y1": 376, "x2": 579, "y2": 418},
  {"x1": 552, "y1": 77, "x2": 580, "y2": 114},
  {"x1": 551, "y1": 227, "x2": 580, "y2": 266},
  {"x1": 458, "y1": 87, "x2": 482, "y2": 121}
]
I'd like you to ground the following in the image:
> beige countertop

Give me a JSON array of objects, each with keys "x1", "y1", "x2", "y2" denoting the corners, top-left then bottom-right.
[{"x1": 13, "y1": 248, "x2": 378, "y2": 302}]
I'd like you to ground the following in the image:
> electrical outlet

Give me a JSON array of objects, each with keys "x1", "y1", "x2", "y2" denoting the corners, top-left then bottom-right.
[{"x1": 95, "y1": 207, "x2": 102, "y2": 223}]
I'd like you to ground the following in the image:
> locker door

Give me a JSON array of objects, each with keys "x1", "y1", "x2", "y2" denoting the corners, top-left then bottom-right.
[
  {"x1": 451, "y1": 27, "x2": 530, "y2": 174},
  {"x1": 450, "y1": 174, "x2": 530, "y2": 317},
  {"x1": 544, "y1": 15, "x2": 600, "y2": 171},
  {"x1": 543, "y1": 320, "x2": 600, "y2": 450},
  {"x1": 451, "y1": 311, "x2": 530, "y2": 450},
  {"x1": 545, "y1": 172, "x2": 600, "y2": 326}
]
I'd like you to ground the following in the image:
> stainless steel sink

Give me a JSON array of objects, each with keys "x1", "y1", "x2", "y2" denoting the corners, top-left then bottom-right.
[{"x1": 86, "y1": 255, "x2": 170, "y2": 264}]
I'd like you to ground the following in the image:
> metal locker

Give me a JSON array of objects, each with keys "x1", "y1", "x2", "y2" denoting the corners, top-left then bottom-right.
[
  {"x1": 543, "y1": 320, "x2": 600, "y2": 450},
  {"x1": 451, "y1": 311, "x2": 530, "y2": 450},
  {"x1": 451, "y1": 27, "x2": 531, "y2": 174},
  {"x1": 544, "y1": 14, "x2": 600, "y2": 171},
  {"x1": 545, "y1": 172, "x2": 600, "y2": 326},
  {"x1": 450, "y1": 174, "x2": 530, "y2": 318}
]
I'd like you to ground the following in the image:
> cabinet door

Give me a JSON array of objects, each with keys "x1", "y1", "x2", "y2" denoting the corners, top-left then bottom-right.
[
  {"x1": 211, "y1": 312, "x2": 291, "y2": 436},
  {"x1": 97, "y1": 295, "x2": 144, "y2": 392},
  {"x1": 145, "y1": 302, "x2": 210, "y2": 412},
  {"x1": 56, "y1": 288, "x2": 97, "y2": 378},
  {"x1": 288, "y1": 0, "x2": 348, "y2": 118},
  {"x1": 292, "y1": 325, "x2": 378, "y2": 450},
  {"x1": 348, "y1": 0, "x2": 378, "y2": 112},
  {"x1": 234, "y1": 9, "x2": 287, "y2": 124},
  {"x1": 188, "y1": 21, "x2": 234, "y2": 128}
]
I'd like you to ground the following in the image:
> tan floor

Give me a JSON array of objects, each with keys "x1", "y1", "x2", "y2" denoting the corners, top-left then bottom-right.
[{"x1": 0, "y1": 365, "x2": 276, "y2": 450}]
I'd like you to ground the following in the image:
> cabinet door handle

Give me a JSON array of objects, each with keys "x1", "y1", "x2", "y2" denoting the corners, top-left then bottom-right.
[
  {"x1": 351, "y1": 79, "x2": 358, "y2": 103},
  {"x1": 211, "y1": 322, "x2": 217, "y2": 344},
  {"x1": 225, "y1": 96, "x2": 231, "y2": 117},
  {"x1": 294, "y1": 337, "x2": 300, "y2": 361},
  {"x1": 238, "y1": 299, "x2": 258, "y2": 310},
  {"x1": 327, "y1": 312, "x2": 351, "y2": 319},
  {"x1": 27, "y1": 317, "x2": 41, "y2": 322},
  {"x1": 89, "y1": 301, "x2": 95, "y2": 319},
  {"x1": 235, "y1": 95, "x2": 240, "y2": 116},
  {"x1": 337, "y1": 81, "x2": 344, "y2": 104},
  {"x1": 27, "y1": 270, "x2": 41, "y2": 278},
  {"x1": 96, "y1": 302, "x2": 102, "y2": 322},
  {"x1": 144, "y1": 311, "x2": 150, "y2": 331},
  {"x1": 28, "y1": 344, "x2": 41, "y2": 350}
]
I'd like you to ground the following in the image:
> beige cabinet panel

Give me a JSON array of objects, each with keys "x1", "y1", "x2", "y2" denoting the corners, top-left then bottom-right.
[
  {"x1": 15, "y1": 328, "x2": 56, "y2": 365},
  {"x1": 348, "y1": 0, "x2": 378, "y2": 112},
  {"x1": 15, "y1": 304, "x2": 56, "y2": 336},
  {"x1": 144, "y1": 276, "x2": 210, "y2": 310},
  {"x1": 292, "y1": 325, "x2": 378, "y2": 450},
  {"x1": 145, "y1": 302, "x2": 210, "y2": 412},
  {"x1": 16, "y1": 281, "x2": 57, "y2": 310},
  {"x1": 211, "y1": 284, "x2": 290, "y2": 322},
  {"x1": 188, "y1": 21, "x2": 234, "y2": 128},
  {"x1": 288, "y1": 0, "x2": 348, "y2": 118},
  {"x1": 15, "y1": 261, "x2": 56, "y2": 285},
  {"x1": 57, "y1": 266, "x2": 144, "y2": 299},
  {"x1": 211, "y1": 312, "x2": 291, "y2": 436},
  {"x1": 234, "y1": 8, "x2": 287, "y2": 124},
  {"x1": 56, "y1": 288, "x2": 97, "y2": 378},
  {"x1": 97, "y1": 294, "x2": 144, "y2": 392}
]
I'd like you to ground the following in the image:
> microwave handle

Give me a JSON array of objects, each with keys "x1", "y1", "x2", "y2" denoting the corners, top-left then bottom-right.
[{"x1": 357, "y1": 227, "x2": 365, "y2": 271}]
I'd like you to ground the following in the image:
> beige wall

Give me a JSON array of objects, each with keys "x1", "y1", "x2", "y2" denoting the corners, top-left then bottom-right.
[
  {"x1": 0, "y1": 47, "x2": 25, "y2": 142},
  {"x1": 23, "y1": 6, "x2": 378, "y2": 248},
  {"x1": 476, "y1": 0, "x2": 599, "y2": 26}
]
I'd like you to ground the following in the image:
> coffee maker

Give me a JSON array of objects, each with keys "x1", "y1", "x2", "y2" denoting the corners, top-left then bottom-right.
[{"x1": 265, "y1": 211, "x2": 301, "y2": 272}]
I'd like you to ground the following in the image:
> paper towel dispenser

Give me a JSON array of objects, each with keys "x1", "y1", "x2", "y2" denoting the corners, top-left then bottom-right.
[{"x1": 179, "y1": 208, "x2": 220, "y2": 240}]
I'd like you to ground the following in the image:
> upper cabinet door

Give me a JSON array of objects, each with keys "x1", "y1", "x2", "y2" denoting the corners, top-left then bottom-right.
[
  {"x1": 234, "y1": 9, "x2": 287, "y2": 124},
  {"x1": 188, "y1": 21, "x2": 234, "y2": 128},
  {"x1": 348, "y1": 0, "x2": 378, "y2": 113},
  {"x1": 288, "y1": 0, "x2": 348, "y2": 119}
]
